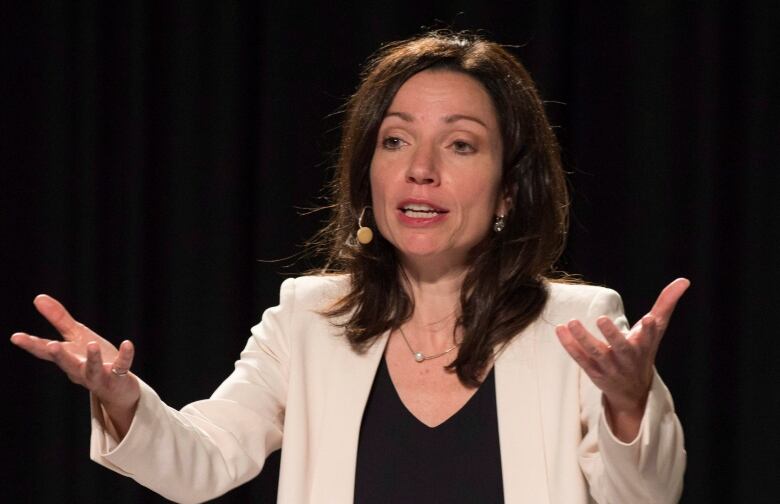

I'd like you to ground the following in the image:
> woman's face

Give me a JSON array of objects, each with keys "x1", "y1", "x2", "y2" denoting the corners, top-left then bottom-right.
[{"x1": 370, "y1": 69, "x2": 507, "y2": 271}]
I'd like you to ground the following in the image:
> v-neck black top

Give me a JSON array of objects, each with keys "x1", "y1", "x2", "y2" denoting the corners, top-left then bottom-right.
[{"x1": 354, "y1": 357, "x2": 504, "y2": 503}]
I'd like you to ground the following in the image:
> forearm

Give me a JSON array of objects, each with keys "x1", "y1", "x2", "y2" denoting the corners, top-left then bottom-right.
[{"x1": 90, "y1": 377, "x2": 276, "y2": 503}]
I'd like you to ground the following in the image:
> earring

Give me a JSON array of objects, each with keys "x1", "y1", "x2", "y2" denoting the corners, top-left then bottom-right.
[
  {"x1": 493, "y1": 214, "x2": 506, "y2": 233},
  {"x1": 356, "y1": 206, "x2": 373, "y2": 244}
]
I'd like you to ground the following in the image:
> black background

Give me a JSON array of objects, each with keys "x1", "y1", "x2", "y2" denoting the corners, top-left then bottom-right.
[{"x1": 2, "y1": 1, "x2": 779, "y2": 502}]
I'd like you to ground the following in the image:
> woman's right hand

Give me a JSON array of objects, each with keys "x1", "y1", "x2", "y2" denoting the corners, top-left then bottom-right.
[{"x1": 10, "y1": 294, "x2": 140, "y2": 437}]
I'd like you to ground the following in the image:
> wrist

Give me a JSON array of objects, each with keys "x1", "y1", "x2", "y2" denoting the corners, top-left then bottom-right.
[
  {"x1": 604, "y1": 393, "x2": 647, "y2": 416},
  {"x1": 96, "y1": 377, "x2": 141, "y2": 440},
  {"x1": 603, "y1": 394, "x2": 646, "y2": 443}
]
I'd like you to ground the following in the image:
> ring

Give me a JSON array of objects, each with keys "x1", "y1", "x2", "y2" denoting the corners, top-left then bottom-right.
[{"x1": 111, "y1": 367, "x2": 129, "y2": 377}]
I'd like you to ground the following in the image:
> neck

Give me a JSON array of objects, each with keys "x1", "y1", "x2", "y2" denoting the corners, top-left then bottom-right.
[{"x1": 399, "y1": 260, "x2": 467, "y2": 350}]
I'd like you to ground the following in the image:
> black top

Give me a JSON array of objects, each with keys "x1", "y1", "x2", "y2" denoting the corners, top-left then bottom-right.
[{"x1": 354, "y1": 357, "x2": 504, "y2": 503}]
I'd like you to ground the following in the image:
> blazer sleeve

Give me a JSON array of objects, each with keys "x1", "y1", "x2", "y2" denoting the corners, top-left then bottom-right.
[
  {"x1": 89, "y1": 278, "x2": 296, "y2": 504},
  {"x1": 577, "y1": 288, "x2": 686, "y2": 504}
]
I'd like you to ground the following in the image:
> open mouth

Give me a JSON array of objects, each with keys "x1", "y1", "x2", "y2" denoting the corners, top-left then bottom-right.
[{"x1": 399, "y1": 203, "x2": 448, "y2": 218}]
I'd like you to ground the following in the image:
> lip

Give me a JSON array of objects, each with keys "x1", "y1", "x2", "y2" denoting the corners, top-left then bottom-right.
[{"x1": 396, "y1": 198, "x2": 449, "y2": 227}]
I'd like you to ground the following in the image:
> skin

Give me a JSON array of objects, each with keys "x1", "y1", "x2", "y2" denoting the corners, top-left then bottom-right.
[
  {"x1": 373, "y1": 70, "x2": 690, "y2": 436},
  {"x1": 10, "y1": 69, "x2": 689, "y2": 443},
  {"x1": 371, "y1": 69, "x2": 508, "y2": 280},
  {"x1": 10, "y1": 295, "x2": 139, "y2": 438},
  {"x1": 555, "y1": 278, "x2": 690, "y2": 441},
  {"x1": 372, "y1": 69, "x2": 509, "y2": 427}
]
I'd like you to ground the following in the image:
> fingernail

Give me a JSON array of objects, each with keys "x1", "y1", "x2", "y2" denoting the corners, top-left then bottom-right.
[{"x1": 34, "y1": 295, "x2": 51, "y2": 306}]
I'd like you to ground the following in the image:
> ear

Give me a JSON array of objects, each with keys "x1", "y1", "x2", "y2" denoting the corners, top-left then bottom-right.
[
  {"x1": 496, "y1": 184, "x2": 516, "y2": 216},
  {"x1": 496, "y1": 197, "x2": 511, "y2": 217}
]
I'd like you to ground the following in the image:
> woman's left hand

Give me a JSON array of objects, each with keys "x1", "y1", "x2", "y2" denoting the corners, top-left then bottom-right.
[{"x1": 555, "y1": 278, "x2": 690, "y2": 441}]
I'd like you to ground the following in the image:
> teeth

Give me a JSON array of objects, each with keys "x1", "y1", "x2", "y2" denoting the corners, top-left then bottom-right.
[
  {"x1": 404, "y1": 203, "x2": 435, "y2": 211},
  {"x1": 402, "y1": 204, "x2": 440, "y2": 212},
  {"x1": 404, "y1": 210, "x2": 439, "y2": 218},
  {"x1": 400, "y1": 203, "x2": 446, "y2": 219}
]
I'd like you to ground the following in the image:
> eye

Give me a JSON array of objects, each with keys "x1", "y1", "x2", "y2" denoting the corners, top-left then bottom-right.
[
  {"x1": 381, "y1": 136, "x2": 407, "y2": 150},
  {"x1": 451, "y1": 140, "x2": 476, "y2": 154}
]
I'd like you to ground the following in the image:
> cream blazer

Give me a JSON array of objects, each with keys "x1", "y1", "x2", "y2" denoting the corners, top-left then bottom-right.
[{"x1": 90, "y1": 275, "x2": 685, "y2": 503}]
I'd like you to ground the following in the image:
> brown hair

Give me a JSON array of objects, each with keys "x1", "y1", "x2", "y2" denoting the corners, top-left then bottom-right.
[{"x1": 314, "y1": 30, "x2": 569, "y2": 386}]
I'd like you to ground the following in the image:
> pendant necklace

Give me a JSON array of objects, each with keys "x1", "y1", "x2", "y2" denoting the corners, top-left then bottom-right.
[{"x1": 398, "y1": 326, "x2": 459, "y2": 363}]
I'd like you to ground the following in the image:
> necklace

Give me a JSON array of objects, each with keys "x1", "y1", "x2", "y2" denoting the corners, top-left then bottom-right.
[{"x1": 398, "y1": 326, "x2": 459, "y2": 363}]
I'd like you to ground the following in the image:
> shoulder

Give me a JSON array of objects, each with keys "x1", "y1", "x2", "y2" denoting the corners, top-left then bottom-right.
[
  {"x1": 542, "y1": 281, "x2": 625, "y2": 324},
  {"x1": 544, "y1": 280, "x2": 619, "y2": 305},
  {"x1": 276, "y1": 274, "x2": 351, "y2": 314},
  {"x1": 250, "y1": 274, "x2": 351, "y2": 350}
]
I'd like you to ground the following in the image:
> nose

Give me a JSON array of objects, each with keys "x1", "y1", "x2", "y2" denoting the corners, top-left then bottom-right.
[{"x1": 405, "y1": 143, "x2": 440, "y2": 186}]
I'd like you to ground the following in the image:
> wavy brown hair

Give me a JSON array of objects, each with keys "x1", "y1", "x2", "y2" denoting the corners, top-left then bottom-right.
[{"x1": 314, "y1": 30, "x2": 569, "y2": 386}]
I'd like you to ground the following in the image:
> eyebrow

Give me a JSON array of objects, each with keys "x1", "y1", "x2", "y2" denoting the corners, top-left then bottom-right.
[{"x1": 384, "y1": 111, "x2": 488, "y2": 129}]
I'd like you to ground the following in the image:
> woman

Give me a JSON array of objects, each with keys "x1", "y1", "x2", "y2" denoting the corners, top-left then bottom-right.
[{"x1": 10, "y1": 31, "x2": 687, "y2": 503}]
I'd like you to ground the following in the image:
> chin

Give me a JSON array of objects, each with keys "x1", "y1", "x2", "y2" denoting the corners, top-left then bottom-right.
[
  {"x1": 395, "y1": 239, "x2": 470, "y2": 265},
  {"x1": 396, "y1": 235, "x2": 444, "y2": 254},
  {"x1": 401, "y1": 247, "x2": 445, "y2": 259}
]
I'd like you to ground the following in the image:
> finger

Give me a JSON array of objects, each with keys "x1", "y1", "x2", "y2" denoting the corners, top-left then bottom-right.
[
  {"x1": 10, "y1": 333, "x2": 56, "y2": 362},
  {"x1": 33, "y1": 295, "x2": 83, "y2": 341},
  {"x1": 649, "y1": 278, "x2": 690, "y2": 328},
  {"x1": 596, "y1": 317, "x2": 630, "y2": 352},
  {"x1": 555, "y1": 324, "x2": 606, "y2": 378},
  {"x1": 84, "y1": 341, "x2": 105, "y2": 387},
  {"x1": 47, "y1": 341, "x2": 86, "y2": 384},
  {"x1": 638, "y1": 315, "x2": 663, "y2": 361},
  {"x1": 567, "y1": 319, "x2": 610, "y2": 358},
  {"x1": 111, "y1": 340, "x2": 135, "y2": 376}
]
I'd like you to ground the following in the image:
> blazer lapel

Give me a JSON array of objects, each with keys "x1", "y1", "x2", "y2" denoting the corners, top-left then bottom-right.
[
  {"x1": 309, "y1": 330, "x2": 389, "y2": 503},
  {"x1": 306, "y1": 324, "x2": 552, "y2": 503},
  {"x1": 495, "y1": 322, "x2": 551, "y2": 504}
]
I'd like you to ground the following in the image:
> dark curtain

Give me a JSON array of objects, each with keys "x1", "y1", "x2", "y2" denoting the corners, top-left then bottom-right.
[{"x1": 2, "y1": 1, "x2": 778, "y2": 502}]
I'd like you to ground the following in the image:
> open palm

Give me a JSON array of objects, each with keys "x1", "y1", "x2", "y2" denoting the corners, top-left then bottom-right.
[{"x1": 10, "y1": 294, "x2": 139, "y2": 413}]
